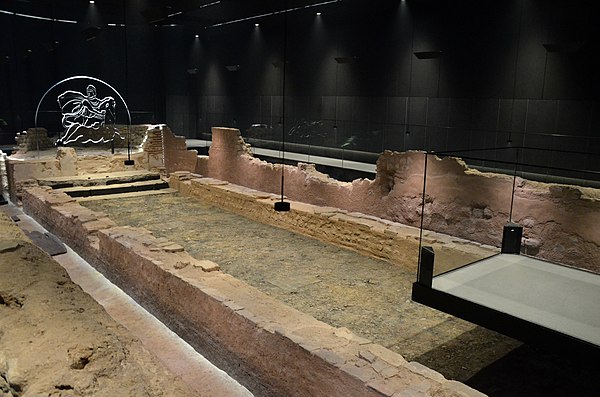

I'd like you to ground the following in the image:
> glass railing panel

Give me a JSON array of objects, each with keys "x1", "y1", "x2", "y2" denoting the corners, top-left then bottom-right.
[{"x1": 419, "y1": 152, "x2": 506, "y2": 276}]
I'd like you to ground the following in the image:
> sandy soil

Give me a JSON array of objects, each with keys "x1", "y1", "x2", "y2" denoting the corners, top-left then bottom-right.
[{"x1": 0, "y1": 212, "x2": 198, "y2": 397}]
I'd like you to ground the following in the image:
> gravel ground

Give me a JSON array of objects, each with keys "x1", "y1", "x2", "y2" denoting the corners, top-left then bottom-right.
[{"x1": 82, "y1": 193, "x2": 600, "y2": 396}]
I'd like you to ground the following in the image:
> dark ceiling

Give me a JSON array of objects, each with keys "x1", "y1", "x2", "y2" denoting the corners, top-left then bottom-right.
[{"x1": 2, "y1": 0, "x2": 343, "y2": 28}]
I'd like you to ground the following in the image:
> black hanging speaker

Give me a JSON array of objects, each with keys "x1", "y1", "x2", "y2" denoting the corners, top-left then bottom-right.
[
  {"x1": 274, "y1": 201, "x2": 290, "y2": 212},
  {"x1": 501, "y1": 222, "x2": 523, "y2": 254}
]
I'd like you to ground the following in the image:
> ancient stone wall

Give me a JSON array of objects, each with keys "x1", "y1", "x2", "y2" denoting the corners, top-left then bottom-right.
[
  {"x1": 161, "y1": 125, "x2": 198, "y2": 174},
  {"x1": 169, "y1": 172, "x2": 493, "y2": 273},
  {"x1": 138, "y1": 124, "x2": 198, "y2": 175},
  {"x1": 142, "y1": 125, "x2": 165, "y2": 171},
  {"x1": 5, "y1": 148, "x2": 147, "y2": 203},
  {"x1": 22, "y1": 185, "x2": 485, "y2": 397},
  {"x1": 14, "y1": 128, "x2": 54, "y2": 153},
  {"x1": 199, "y1": 127, "x2": 600, "y2": 273}
]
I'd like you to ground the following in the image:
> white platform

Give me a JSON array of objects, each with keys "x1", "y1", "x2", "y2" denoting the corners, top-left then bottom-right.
[{"x1": 432, "y1": 254, "x2": 600, "y2": 347}]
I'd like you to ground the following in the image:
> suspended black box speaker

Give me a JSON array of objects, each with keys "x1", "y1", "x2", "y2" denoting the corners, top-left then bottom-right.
[
  {"x1": 501, "y1": 223, "x2": 523, "y2": 254},
  {"x1": 274, "y1": 201, "x2": 290, "y2": 212}
]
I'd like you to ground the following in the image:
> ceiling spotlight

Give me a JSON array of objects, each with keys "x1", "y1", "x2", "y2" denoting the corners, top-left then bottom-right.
[
  {"x1": 195, "y1": 34, "x2": 199, "y2": 38},
  {"x1": 89, "y1": 1, "x2": 95, "y2": 4},
  {"x1": 316, "y1": 12, "x2": 321, "y2": 16},
  {"x1": 254, "y1": 23, "x2": 259, "y2": 27}
]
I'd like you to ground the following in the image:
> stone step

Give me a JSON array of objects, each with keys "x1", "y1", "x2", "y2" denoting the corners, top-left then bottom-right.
[
  {"x1": 37, "y1": 170, "x2": 161, "y2": 189},
  {"x1": 59, "y1": 179, "x2": 170, "y2": 198},
  {"x1": 76, "y1": 189, "x2": 177, "y2": 202}
]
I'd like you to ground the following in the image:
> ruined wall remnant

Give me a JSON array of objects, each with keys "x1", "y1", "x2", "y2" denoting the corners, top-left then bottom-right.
[
  {"x1": 7, "y1": 123, "x2": 599, "y2": 272},
  {"x1": 4, "y1": 123, "x2": 159, "y2": 202},
  {"x1": 5, "y1": 148, "x2": 147, "y2": 203},
  {"x1": 162, "y1": 125, "x2": 198, "y2": 174},
  {"x1": 15, "y1": 128, "x2": 54, "y2": 153},
  {"x1": 169, "y1": 172, "x2": 494, "y2": 274},
  {"x1": 198, "y1": 127, "x2": 600, "y2": 273},
  {"x1": 141, "y1": 124, "x2": 198, "y2": 174}
]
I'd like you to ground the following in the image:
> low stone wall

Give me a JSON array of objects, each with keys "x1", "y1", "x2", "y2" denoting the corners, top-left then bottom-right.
[
  {"x1": 22, "y1": 185, "x2": 484, "y2": 397},
  {"x1": 169, "y1": 172, "x2": 494, "y2": 273},
  {"x1": 197, "y1": 127, "x2": 600, "y2": 273},
  {"x1": 5, "y1": 148, "x2": 147, "y2": 203}
]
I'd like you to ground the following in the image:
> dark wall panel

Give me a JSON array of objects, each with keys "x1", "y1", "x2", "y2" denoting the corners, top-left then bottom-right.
[{"x1": 2, "y1": 0, "x2": 599, "y2": 175}]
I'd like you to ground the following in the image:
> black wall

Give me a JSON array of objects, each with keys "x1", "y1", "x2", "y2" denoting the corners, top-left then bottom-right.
[{"x1": 1, "y1": 0, "x2": 599, "y2": 173}]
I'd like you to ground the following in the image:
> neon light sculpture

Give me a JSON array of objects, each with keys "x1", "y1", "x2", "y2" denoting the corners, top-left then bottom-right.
[
  {"x1": 56, "y1": 84, "x2": 122, "y2": 145},
  {"x1": 35, "y1": 76, "x2": 131, "y2": 147}
]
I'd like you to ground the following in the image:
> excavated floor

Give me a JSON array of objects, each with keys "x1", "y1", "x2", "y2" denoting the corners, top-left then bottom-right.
[{"x1": 80, "y1": 192, "x2": 600, "y2": 397}]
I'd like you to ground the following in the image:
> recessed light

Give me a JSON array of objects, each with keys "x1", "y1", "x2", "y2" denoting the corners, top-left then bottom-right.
[
  {"x1": 90, "y1": 1, "x2": 95, "y2": 4},
  {"x1": 254, "y1": 23, "x2": 259, "y2": 27},
  {"x1": 195, "y1": 34, "x2": 199, "y2": 38},
  {"x1": 316, "y1": 12, "x2": 321, "y2": 16}
]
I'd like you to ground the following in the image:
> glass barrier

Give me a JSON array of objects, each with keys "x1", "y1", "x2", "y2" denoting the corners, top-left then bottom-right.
[
  {"x1": 417, "y1": 146, "x2": 600, "y2": 280},
  {"x1": 413, "y1": 147, "x2": 600, "y2": 355}
]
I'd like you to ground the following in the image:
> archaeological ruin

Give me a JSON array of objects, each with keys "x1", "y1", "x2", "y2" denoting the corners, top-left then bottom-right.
[{"x1": 2, "y1": 2, "x2": 599, "y2": 396}]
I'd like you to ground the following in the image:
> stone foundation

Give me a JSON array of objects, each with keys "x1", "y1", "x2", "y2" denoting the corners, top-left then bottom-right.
[
  {"x1": 169, "y1": 172, "x2": 494, "y2": 273},
  {"x1": 5, "y1": 148, "x2": 147, "y2": 203},
  {"x1": 197, "y1": 127, "x2": 600, "y2": 273},
  {"x1": 7, "y1": 123, "x2": 599, "y2": 272},
  {"x1": 22, "y1": 185, "x2": 485, "y2": 397}
]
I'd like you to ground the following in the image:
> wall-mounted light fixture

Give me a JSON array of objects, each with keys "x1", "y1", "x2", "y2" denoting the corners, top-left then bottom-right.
[
  {"x1": 255, "y1": 23, "x2": 260, "y2": 27},
  {"x1": 195, "y1": 34, "x2": 199, "y2": 38},
  {"x1": 334, "y1": 56, "x2": 357, "y2": 64},
  {"x1": 43, "y1": 41, "x2": 60, "y2": 52},
  {"x1": 316, "y1": 12, "x2": 322, "y2": 16},
  {"x1": 413, "y1": 50, "x2": 443, "y2": 59},
  {"x1": 90, "y1": 1, "x2": 95, "y2": 4},
  {"x1": 81, "y1": 26, "x2": 102, "y2": 41},
  {"x1": 542, "y1": 42, "x2": 583, "y2": 53}
]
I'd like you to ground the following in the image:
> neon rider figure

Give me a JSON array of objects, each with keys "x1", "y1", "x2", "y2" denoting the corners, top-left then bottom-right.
[{"x1": 57, "y1": 84, "x2": 117, "y2": 145}]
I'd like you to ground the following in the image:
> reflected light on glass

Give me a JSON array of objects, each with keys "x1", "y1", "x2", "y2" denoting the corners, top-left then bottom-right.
[{"x1": 208, "y1": 0, "x2": 339, "y2": 28}]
